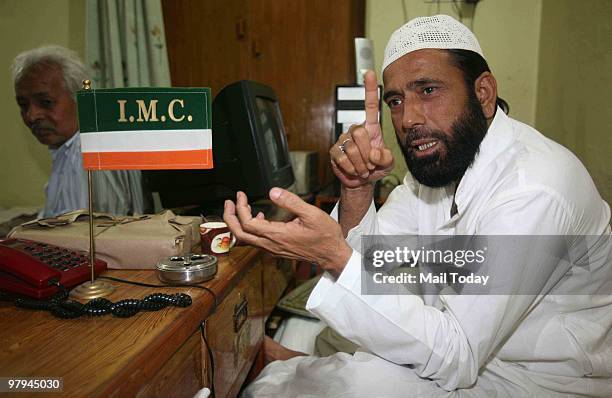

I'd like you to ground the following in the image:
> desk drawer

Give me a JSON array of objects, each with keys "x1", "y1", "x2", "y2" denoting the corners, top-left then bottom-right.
[
  {"x1": 136, "y1": 331, "x2": 203, "y2": 398},
  {"x1": 262, "y1": 254, "x2": 293, "y2": 317},
  {"x1": 205, "y1": 259, "x2": 264, "y2": 398}
]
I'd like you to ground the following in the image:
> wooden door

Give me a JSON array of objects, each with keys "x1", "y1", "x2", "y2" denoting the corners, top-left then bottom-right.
[
  {"x1": 248, "y1": 0, "x2": 364, "y2": 185},
  {"x1": 162, "y1": 0, "x2": 365, "y2": 187},
  {"x1": 162, "y1": 0, "x2": 250, "y2": 96}
]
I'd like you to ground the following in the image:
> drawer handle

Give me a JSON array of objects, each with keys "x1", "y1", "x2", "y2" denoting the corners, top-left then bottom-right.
[{"x1": 233, "y1": 298, "x2": 248, "y2": 333}]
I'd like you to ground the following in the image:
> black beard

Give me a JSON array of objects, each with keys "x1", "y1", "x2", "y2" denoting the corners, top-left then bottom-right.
[{"x1": 398, "y1": 92, "x2": 489, "y2": 188}]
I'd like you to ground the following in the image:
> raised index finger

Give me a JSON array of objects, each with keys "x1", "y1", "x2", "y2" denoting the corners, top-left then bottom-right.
[{"x1": 364, "y1": 70, "x2": 380, "y2": 126}]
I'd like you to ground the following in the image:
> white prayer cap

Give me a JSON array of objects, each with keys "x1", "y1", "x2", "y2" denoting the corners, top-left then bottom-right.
[{"x1": 382, "y1": 14, "x2": 483, "y2": 72}]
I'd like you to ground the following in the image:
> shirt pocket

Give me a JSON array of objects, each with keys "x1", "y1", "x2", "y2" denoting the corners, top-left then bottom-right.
[{"x1": 562, "y1": 311, "x2": 612, "y2": 377}]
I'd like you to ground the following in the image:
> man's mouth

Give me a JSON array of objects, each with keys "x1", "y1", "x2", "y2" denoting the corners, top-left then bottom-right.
[
  {"x1": 410, "y1": 138, "x2": 440, "y2": 155},
  {"x1": 32, "y1": 127, "x2": 54, "y2": 136}
]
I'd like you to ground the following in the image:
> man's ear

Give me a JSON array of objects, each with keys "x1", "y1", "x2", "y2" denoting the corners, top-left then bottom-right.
[{"x1": 474, "y1": 72, "x2": 497, "y2": 119}]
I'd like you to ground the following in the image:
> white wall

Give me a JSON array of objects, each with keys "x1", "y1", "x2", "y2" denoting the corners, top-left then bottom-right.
[{"x1": 535, "y1": 0, "x2": 612, "y2": 205}]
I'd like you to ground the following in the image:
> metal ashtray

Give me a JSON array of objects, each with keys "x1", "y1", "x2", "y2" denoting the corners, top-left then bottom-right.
[{"x1": 156, "y1": 254, "x2": 218, "y2": 285}]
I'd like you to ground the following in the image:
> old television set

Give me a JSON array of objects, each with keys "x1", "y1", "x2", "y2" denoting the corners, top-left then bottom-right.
[{"x1": 144, "y1": 80, "x2": 294, "y2": 215}]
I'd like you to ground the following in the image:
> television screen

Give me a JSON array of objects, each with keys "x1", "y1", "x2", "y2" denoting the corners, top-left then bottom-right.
[{"x1": 256, "y1": 97, "x2": 288, "y2": 172}]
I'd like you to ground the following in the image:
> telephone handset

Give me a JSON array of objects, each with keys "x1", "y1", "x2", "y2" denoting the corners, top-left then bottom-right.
[{"x1": 0, "y1": 238, "x2": 107, "y2": 299}]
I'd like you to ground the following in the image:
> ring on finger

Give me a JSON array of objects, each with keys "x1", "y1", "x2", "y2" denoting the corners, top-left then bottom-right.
[{"x1": 338, "y1": 138, "x2": 352, "y2": 154}]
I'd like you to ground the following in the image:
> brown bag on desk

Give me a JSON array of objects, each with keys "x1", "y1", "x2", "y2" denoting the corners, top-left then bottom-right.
[{"x1": 8, "y1": 210, "x2": 202, "y2": 269}]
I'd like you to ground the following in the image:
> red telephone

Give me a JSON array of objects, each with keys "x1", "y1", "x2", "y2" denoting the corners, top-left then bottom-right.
[{"x1": 0, "y1": 238, "x2": 107, "y2": 299}]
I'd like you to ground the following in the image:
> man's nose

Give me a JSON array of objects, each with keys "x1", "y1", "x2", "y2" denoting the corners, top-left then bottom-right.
[
  {"x1": 402, "y1": 97, "x2": 425, "y2": 130},
  {"x1": 23, "y1": 105, "x2": 43, "y2": 125}
]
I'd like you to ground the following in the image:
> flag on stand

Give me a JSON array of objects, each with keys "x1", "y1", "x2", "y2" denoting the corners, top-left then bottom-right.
[{"x1": 76, "y1": 87, "x2": 212, "y2": 170}]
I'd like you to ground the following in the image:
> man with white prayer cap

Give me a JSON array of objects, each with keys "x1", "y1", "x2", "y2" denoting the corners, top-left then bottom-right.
[{"x1": 227, "y1": 15, "x2": 612, "y2": 397}]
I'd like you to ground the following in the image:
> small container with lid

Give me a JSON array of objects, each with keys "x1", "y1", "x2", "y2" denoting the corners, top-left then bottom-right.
[{"x1": 156, "y1": 254, "x2": 218, "y2": 285}]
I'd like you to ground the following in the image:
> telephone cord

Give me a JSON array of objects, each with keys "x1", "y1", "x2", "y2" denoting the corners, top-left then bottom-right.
[
  {"x1": 13, "y1": 287, "x2": 192, "y2": 319},
  {"x1": 8, "y1": 275, "x2": 221, "y2": 319}
]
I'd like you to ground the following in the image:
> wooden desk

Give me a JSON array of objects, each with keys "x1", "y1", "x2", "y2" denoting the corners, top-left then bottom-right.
[{"x1": 0, "y1": 245, "x2": 292, "y2": 398}]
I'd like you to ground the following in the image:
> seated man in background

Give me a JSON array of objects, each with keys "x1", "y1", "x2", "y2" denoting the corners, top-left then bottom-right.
[
  {"x1": 225, "y1": 15, "x2": 612, "y2": 397},
  {"x1": 12, "y1": 45, "x2": 149, "y2": 218}
]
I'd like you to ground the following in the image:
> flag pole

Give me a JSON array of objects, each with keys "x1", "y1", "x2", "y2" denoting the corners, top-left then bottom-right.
[
  {"x1": 69, "y1": 79, "x2": 115, "y2": 300},
  {"x1": 87, "y1": 167, "x2": 96, "y2": 284}
]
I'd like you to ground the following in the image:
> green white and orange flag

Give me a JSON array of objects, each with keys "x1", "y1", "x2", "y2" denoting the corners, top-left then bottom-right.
[{"x1": 76, "y1": 87, "x2": 212, "y2": 170}]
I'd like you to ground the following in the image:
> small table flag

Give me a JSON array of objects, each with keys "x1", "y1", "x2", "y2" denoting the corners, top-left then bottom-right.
[{"x1": 76, "y1": 87, "x2": 213, "y2": 170}]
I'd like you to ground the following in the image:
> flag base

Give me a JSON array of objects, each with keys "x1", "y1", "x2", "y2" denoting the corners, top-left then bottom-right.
[{"x1": 69, "y1": 280, "x2": 115, "y2": 300}]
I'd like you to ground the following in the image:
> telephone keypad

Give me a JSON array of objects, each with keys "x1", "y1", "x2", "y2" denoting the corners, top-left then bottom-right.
[
  {"x1": 0, "y1": 238, "x2": 108, "y2": 299},
  {"x1": 22, "y1": 242, "x2": 89, "y2": 271}
]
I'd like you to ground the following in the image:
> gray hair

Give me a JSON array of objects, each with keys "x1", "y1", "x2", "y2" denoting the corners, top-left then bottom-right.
[{"x1": 11, "y1": 45, "x2": 88, "y2": 95}]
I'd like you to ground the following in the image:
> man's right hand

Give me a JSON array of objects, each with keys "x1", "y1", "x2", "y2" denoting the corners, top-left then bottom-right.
[{"x1": 329, "y1": 70, "x2": 394, "y2": 189}]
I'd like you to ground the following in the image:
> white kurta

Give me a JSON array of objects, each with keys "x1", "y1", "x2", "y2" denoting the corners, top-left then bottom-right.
[{"x1": 244, "y1": 109, "x2": 612, "y2": 397}]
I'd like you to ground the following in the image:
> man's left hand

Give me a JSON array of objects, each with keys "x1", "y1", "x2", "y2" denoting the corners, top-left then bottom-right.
[{"x1": 223, "y1": 188, "x2": 352, "y2": 278}]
